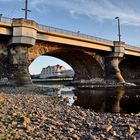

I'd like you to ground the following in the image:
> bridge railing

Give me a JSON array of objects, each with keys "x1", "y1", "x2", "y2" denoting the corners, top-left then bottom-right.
[
  {"x1": 0, "y1": 16, "x2": 140, "y2": 51},
  {"x1": 38, "y1": 24, "x2": 113, "y2": 45},
  {"x1": 0, "y1": 16, "x2": 12, "y2": 23},
  {"x1": 126, "y1": 44, "x2": 140, "y2": 51},
  {"x1": 38, "y1": 24, "x2": 140, "y2": 50}
]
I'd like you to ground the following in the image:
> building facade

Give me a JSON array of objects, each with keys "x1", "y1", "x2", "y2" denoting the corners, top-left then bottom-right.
[
  {"x1": 39, "y1": 65, "x2": 74, "y2": 79},
  {"x1": 60, "y1": 69, "x2": 75, "y2": 78}
]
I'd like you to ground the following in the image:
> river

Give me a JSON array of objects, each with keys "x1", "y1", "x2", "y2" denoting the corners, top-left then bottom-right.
[{"x1": 34, "y1": 83, "x2": 140, "y2": 114}]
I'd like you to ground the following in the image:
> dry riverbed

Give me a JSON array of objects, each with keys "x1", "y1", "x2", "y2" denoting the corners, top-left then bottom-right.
[{"x1": 0, "y1": 86, "x2": 140, "y2": 139}]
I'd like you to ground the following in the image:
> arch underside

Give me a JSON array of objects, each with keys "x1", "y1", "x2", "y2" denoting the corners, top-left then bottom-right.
[
  {"x1": 46, "y1": 49, "x2": 104, "y2": 80},
  {"x1": 119, "y1": 56, "x2": 140, "y2": 81},
  {"x1": 29, "y1": 42, "x2": 104, "y2": 80}
]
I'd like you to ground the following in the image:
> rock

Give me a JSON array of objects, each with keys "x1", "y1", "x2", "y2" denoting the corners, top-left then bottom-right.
[
  {"x1": 27, "y1": 125, "x2": 34, "y2": 132},
  {"x1": 23, "y1": 116, "x2": 30, "y2": 126},
  {"x1": 130, "y1": 136, "x2": 137, "y2": 140},
  {"x1": 0, "y1": 86, "x2": 140, "y2": 139},
  {"x1": 106, "y1": 138, "x2": 114, "y2": 140},
  {"x1": 72, "y1": 134, "x2": 80, "y2": 140},
  {"x1": 95, "y1": 116, "x2": 101, "y2": 121},
  {"x1": 106, "y1": 125, "x2": 113, "y2": 132},
  {"x1": 80, "y1": 111, "x2": 87, "y2": 117},
  {"x1": 101, "y1": 124, "x2": 112, "y2": 132},
  {"x1": 101, "y1": 134, "x2": 105, "y2": 138},
  {"x1": 63, "y1": 97, "x2": 69, "y2": 104},
  {"x1": 112, "y1": 131, "x2": 117, "y2": 136},
  {"x1": 129, "y1": 127, "x2": 135, "y2": 135},
  {"x1": 124, "y1": 82, "x2": 136, "y2": 86},
  {"x1": 67, "y1": 127, "x2": 74, "y2": 132},
  {"x1": 0, "y1": 94, "x2": 5, "y2": 102},
  {"x1": 11, "y1": 121, "x2": 17, "y2": 126},
  {"x1": 69, "y1": 123, "x2": 76, "y2": 129},
  {"x1": 73, "y1": 96, "x2": 78, "y2": 101}
]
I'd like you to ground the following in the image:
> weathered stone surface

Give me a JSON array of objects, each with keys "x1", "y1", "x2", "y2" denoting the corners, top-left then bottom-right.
[
  {"x1": 119, "y1": 56, "x2": 140, "y2": 81},
  {"x1": 0, "y1": 42, "x2": 8, "y2": 78},
  {"x1": 29, "y1": 42, "x2": 104, "y2": 80},
  {"x1": 8, "y1": 45, "x2": 32, "y2": 86},
  {"x1": 105, "y1": 57, "x2": 125, "y2": 83}
]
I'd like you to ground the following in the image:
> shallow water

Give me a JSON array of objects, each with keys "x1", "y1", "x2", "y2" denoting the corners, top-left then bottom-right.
[
  {"x1": 73, "y1": 87, "x2": 140, "y2": 113},
  {"x1": 34, "y1": 83, "x2": 140, "y2": 113}
]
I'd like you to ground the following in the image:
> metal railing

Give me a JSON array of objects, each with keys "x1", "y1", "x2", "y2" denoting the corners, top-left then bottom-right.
[
  {"x1": 38, "y1": 24, "x2": 114, "y2": 45},
  {"x1": 0, "y1": 16, "x2": 12, "y2": 23},
  {"x1": 0, "y1": 16, "x2": 140, "y2": 51},
  {"x1": 126, "y1": 44, "x2": 140, "y2": 51}
]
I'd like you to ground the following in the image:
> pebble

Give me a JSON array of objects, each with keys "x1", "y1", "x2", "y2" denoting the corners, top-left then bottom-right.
[
  {"x1": 129, "y1": 126, "x2": 135, "y2": 135},
  {"x1": 102, "y1": 125, "x2": 112, "y2": 132},
  {"x1": 0, "y1": 86, "x2": 140, "y2": 139}
]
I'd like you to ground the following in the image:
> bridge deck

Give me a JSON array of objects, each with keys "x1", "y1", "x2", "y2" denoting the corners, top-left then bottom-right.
[{"x1": 0, "y1": 17, "x2": 140, "y2": 56}]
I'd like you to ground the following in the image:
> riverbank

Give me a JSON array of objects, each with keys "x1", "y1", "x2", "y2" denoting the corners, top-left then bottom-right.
[
  {"x1": 32, "y1": 78, "x2": 73, "y2": 86},
  {"x1": 71, "y1": 78, "x2": 138, "y2": 88},
  {"x1": 0, "y1": 86, "x2": 140, "y2": 139}
]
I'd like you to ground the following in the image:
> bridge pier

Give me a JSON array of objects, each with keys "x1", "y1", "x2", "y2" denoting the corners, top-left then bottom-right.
[
  {"x1": 105, "y1": 57, "x2": 125, "y2": 83},
  {"x1": 105, "y1": 41, "x2": 125, "y2": 83},
  {"x1": 0, "y1": 43, "x2": 8, "y2": 79},
  {"x1": 7, "y1": 45, "x2": 32, "y2": 86},
  {"x1": 7, "y1": 18, "x2": 37, "y2": 86}
]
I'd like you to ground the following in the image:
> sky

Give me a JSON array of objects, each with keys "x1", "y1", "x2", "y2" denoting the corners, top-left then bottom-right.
[{"x1": 0, "y1": 0, "x2": 140, "y2": 74}]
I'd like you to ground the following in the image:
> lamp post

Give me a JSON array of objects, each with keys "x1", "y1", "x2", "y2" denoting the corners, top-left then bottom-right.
[
  {"x1": 77, "y1": 31, "x2": 80, "y2": 36},
  {"x1": 115, "y1": 17, "x2": 121, "y2": 42},
  {"x1": 22, "y1": 0, "x2": 31, "y2": 19},
  {"x1": 0, "y1": 14, "x2": 2, "y2": 22}
]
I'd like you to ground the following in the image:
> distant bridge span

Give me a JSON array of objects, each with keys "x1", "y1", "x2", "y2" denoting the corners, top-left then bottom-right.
[{"x1": 0, "y1": 17, "x2": 140, "y2": 86}]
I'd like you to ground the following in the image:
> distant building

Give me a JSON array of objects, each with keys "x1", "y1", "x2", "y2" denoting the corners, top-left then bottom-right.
[
  {"x1": 60, "y1": 69, "x2": 75, "y2": 78},
  {"x1": 39, "y1": 64, "x2": 74, "y2": 79}
]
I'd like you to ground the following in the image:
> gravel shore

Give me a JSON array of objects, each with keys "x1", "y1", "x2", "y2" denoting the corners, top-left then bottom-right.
[{"x1": 0, "y1": 86, "x2": 140, "y2": 140}]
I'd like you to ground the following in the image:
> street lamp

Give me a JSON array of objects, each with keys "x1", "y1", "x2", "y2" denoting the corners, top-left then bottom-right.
[
  {"x1": 0, "y1": 14, "x2": 2, "y2": 22},
  {"x1": 77, "y1": 31, "x2": 80, "y2": 36},
  {"x1": 22, "y1": 0, "x2": 31, "y2": 19},
  {"x1": 115, "y1": 17, "x2": 121, "y2": 42}
]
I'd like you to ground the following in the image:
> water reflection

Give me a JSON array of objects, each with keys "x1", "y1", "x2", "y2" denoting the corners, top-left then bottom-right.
[
  {"x1": 34, "y1": 83, "x2": 140, "y2": 113},
  {"x1": 73, "y1": 87, "x2": 140, "y2": 113}
]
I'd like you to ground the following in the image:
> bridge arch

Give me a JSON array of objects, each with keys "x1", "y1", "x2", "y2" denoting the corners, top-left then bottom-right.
[
  {"x1": 119, "y1": 56, "x2": 140, "y2": 82},
  {"x1": 29, "y1": 42, "x2": 104, "y2": 80}
]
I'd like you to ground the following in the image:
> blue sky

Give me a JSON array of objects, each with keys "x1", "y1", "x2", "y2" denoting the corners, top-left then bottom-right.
[{"x1": 0, "y1": 0, "x2": 140, "y2": 74}]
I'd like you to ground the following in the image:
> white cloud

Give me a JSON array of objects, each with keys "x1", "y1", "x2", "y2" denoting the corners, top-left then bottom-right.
[{"x1": 30, "y1": 0, "x2": 140, "y2": 27}]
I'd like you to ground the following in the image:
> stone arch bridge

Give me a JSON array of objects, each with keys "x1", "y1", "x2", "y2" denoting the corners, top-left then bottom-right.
[{"x1": 0, "y1": 18, "x2": 140, "y2": 86}]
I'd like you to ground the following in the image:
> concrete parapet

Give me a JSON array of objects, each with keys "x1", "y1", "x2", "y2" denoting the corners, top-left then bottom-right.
[
  {"x1": 12, "y1": 18, "x2": 37, "y2": 29},
  {"x1": 113, "y1": 41, "x2": 125, "y2": 57},
  {"x1": 9, "y1": 18, "x2": 37, "y2": 46},
  {"x1": 108, "y1": 41, "x2": 125, "y2": 58}
]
